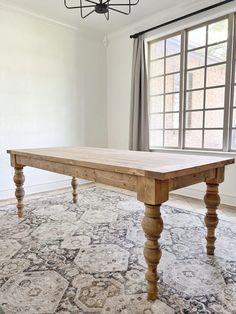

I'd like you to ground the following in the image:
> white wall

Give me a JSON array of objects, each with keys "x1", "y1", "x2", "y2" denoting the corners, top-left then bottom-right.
[
  {"x1": 0, "y1": 5, "x2": 107, "y2": 199},
  {"x1": 106, "y1": 0, "x2": 236, "y2": 206}
]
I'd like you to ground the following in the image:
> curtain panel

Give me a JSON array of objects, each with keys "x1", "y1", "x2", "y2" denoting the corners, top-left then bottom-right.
[{"x1": 129, "y1": 35, "x2": 149, "y2": 151}]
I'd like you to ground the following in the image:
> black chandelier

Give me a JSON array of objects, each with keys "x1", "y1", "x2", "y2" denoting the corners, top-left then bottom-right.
[{"x1": 64, "y1": 0, "x2": 140, "y2": 20}]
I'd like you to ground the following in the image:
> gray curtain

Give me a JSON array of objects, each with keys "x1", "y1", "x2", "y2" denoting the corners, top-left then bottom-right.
[{"x1": 129, "y1": 35, "x2": 149, "y2": 151}]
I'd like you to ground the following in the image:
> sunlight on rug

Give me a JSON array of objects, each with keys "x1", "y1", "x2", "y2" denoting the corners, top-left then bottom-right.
[{"x1": 0, "y1": 187, "x2": 235, "y2": 314}]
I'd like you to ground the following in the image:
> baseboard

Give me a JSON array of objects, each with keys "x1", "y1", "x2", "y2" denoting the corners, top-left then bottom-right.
[
  {"x1": 0, "y1": 179, "x2": 90, "y2": 201},
  {"x1": 1, "y1": 181, "x2": 235, "y2": 207},
  {"x1": 172, "y1": 187, "x2": 236, "y2": 207}
]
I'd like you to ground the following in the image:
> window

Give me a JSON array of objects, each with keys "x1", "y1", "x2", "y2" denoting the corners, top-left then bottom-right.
[
  {"x1": 148, "y1": 14, "x2": 236, "y2": 152},
  {"x1": 231, "y1": 27, "x2": 236, "y2": 150},
  {"x1": 149, "y1": 34, "x2": 182, "y2": 148}
]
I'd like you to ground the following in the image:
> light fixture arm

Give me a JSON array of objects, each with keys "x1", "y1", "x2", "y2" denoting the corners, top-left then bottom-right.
[
  {"x1": 106, "y1": 0, "x2": 139, "y2": 6},
  {"x1": 64, "y1": 0, "x2": 140, "y2": 20},
  {"x1": 64, "y1": 0, "x2": 94, "y2": 9}
]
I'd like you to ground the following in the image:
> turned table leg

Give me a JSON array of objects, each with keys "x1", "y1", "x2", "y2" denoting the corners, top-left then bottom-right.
[
  {"x1": 14, "y1": 166, "x2": 25, "y2": 218},
  {"x1": 204, "y1": 182, "x2": 220, "y2": 255},
  {"x1": 71, "y1": 177, "x2": 78, "y2": 204},
  {"x1": 137, "y1": 177, "x2": 168, "y2": 301},
  {"x1": 142, "y1": 204, "x2": 163, "y2": 301}
]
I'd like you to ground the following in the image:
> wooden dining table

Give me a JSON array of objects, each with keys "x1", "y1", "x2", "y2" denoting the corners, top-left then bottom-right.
[{"x1": 7, "y1": 147, "x2": 235, "y2": 301}]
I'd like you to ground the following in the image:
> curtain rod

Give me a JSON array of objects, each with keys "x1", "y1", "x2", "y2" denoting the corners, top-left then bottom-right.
[{"x1": 130, "y1": 0, "x2": 235, "y2": 39}]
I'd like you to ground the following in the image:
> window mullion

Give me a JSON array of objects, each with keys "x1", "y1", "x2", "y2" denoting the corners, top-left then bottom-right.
[
  {"x1": 163, "y1": 40, "x2": 166, "y2": 147},
  {"x1": 180, "y1": 30, "x2": 187, "y2": 149},
  {"x1": 202, "y1": 26, "x2": 209, "y2": 150},
  {"x1": 228, "y1": 13, "x2": 236, "y2": 151},
  {"x1": 224, "y1": 13, "x2": 234, "y2": 152}
]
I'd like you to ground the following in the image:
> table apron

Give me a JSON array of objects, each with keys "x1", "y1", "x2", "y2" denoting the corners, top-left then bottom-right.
[
  {"x1": 168, "y1": 168, "x2": 218, "y2": 191},
  {"x1": 13, "y1": 155, "x2": 223, "y2": 194},
  {"x1": 14, "y1": 155, "x2": 137, "y2": 192}
]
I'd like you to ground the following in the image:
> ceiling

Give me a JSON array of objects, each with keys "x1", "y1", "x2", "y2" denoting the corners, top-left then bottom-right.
[{"x1": 3, "y1": 0, "x2": 195, "y2": 34}]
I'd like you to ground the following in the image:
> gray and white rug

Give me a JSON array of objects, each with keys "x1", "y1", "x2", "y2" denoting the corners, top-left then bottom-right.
[{"x1": 0, "y1": 187, "x2": 236, "y2": 314}]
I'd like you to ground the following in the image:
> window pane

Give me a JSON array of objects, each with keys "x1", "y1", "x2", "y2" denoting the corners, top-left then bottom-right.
[
  {"x1": 185, "y1": 111, "x2": 203, "y2": 128},
  {"x1": 187, "y1": 69, "x2": 205, "y2": 90},
  {"x1": 188, "y1": 26, "x2": 206, "y2": 49},
  {"x1": 207, "y1": 43, "x2": 227, "y2": 65},
  {"x1": 165, "y1": 113, "x2": 179, "y2": 129},
  {"x1": 165, "y1": 93, "x2": 179, "y2": 112},
  {"x1": 232, "y1": 129, "x2": 236, "y2": 150},
  {"x1": 166, "y1": 55, "x2": 180, "y2": 74},
  {"x1": 204, "y1": 130, "x2": 223, "y2": 149},
  {"x1": 166, "y1": 35, "x2": 181, "y2": 56},
  {"x1": 165, "y1": 73, "x2": 180, "y2": 93},
  {"x1": 148, "y1": 18, "x2": 231, "y2": 152},
  {"x1": 186, "y1": 90, "x2": 204, "y2": 110},
  {"x1": 150, "y1": 41, "x2": 164, "y2": 59},
  {"x1": 185, "y1": 130, "x2": 202, "y2": 148},
  {"x1": 150, "y1": 77, "x2": 164, "y2": 95},
  {"x1": 150, "y1": 130, "x2": 163, "y2": 147},
  {"x1": 187, "y1": 48, "x2": 205, "y2": 69},
  {"x1": 233, "y1": 109, "x2": 236, "y2": 128},
  {"x1": 206, "y1": 64, "x2": 226, "y2": 87},
  {"x1": 165, "y1": 130, "x2": 179, "y2": 147},
  {"x1": 150, "y1": 114, "x2": 163, "y2": 129},
  {"x1": 205, "y1": 110, "x2": 224, "y2": 128},
  {"x1": 205, "y1": 87, "x2": 225, "y2": 109},
  {"x1": 150, "y1": 96, "x2": 164, "y2": 113},
  {"x1": 150, "y1": 59, "x2": 164, "y2": 77},
  {"x1": 208, "y1": 19, "x2": 228, "y2": 45}
]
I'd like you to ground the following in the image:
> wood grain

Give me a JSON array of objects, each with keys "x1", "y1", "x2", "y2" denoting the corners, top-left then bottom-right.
[
  {"x1": 7, "y1": 147, "x2": 234, "y2": 180},
  {"x1": 142, "y1": 204, "x2": 163, "y2": 301},
  {"x1": 13, "y1": 155, "x2": 137, "y2": 192},
  {"x1": 7, "y1": 146, "x2": 235, "y2": 301},
  {"x1": 204, "y1": 183, "x2": 221, "y2": 255},
  {"x1": 71, "y1": 177, "x2": 78, "y2": 204},
  {"x1": 14, "y1": 166, "x2": 25, "y2": 218}
]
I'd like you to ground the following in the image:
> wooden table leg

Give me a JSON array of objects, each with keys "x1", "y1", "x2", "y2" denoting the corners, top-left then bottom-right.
[
  {"x1": 14, "y1": 166, "x2": 25, "y2": 218},
  {"x1": 71, "y1": 177, "x2": 78, "y2": 204},
  {"x1": 204, "y1": 182, "x2": 220, "y2": 255},
  {"x1": 142, "y1": 204, "x2": 163, "y2": 301},
  {"x1": 137, "y1": 177, "x2": 169, "y2": 301}
]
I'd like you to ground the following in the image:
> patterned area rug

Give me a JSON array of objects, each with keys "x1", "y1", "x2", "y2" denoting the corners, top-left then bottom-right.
[{"x1": 0, "y1": 187, "x2": 236, "y2": 314}]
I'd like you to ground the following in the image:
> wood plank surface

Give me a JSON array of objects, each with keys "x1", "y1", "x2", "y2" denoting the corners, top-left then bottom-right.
[
  {"x1": 7, "y1": 147, "x2": 234, "y2": 180},
  {"x1": 7, "y1": 146, "x2": 235, "y2": 301}
]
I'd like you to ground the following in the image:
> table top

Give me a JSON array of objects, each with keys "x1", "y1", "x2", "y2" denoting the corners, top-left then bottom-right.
[{"x1": 8, "y1": 147, "x2": 235, "y2": 180}]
